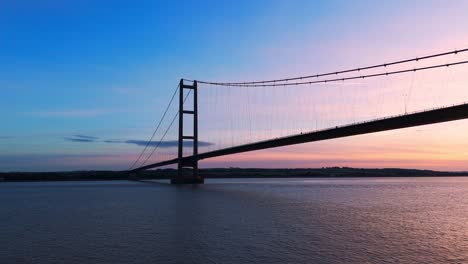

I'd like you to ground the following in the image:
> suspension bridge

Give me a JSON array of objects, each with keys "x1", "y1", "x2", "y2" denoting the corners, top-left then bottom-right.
[{"x1": 129, "y1": 48, "x2": 468, "y2": 184}]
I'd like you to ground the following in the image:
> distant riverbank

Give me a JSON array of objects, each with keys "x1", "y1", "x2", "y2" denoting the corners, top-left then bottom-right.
[{"x1": 1, "y1": 167, "x2": 468, "y2": 182}]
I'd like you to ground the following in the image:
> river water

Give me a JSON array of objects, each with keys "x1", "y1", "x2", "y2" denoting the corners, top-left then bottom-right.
[{"x1": 1, "y1": 177, "x2": 467, "y2": 264}]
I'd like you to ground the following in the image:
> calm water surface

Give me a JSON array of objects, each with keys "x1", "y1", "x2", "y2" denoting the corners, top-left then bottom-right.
[{"x1": 1, "y1": 177, "x2": 467, "y2": 264}]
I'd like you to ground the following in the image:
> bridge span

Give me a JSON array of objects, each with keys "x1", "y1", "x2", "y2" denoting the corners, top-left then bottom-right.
[
  {"x1": 132, "y1": 101, "x2": 468, "y2": 180},
  {"x1": 129, "y1": 48, "x2": 468, "y2": 184}
]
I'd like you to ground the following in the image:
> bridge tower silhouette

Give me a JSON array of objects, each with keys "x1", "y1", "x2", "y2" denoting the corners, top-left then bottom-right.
[{"x1": 173, "y1": 79, "x2": 203, "y2": 184}]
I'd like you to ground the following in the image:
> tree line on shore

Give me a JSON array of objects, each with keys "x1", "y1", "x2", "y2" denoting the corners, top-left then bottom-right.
[{"x1": 1, "y1": 167, "x2": 467, "y2": 182}]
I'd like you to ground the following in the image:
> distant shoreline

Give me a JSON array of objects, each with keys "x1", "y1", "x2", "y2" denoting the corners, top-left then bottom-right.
[{"x1": 1, "y1": 167, "x2": 468, "y2": 182}]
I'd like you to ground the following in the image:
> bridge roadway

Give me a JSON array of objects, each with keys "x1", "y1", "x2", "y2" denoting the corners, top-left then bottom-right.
[{"x1": 132, "y1": 102, "x2": 468, "y2": 172}]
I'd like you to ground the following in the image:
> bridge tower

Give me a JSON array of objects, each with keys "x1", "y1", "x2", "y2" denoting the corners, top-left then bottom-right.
[{"x1": 171, "y1": 79, "x2": 203, "y2": 184}]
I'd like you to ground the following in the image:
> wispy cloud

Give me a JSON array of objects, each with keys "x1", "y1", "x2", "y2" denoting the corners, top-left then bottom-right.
[
  {"x1": 103, "y1": 139, "x2": 122, "y2": 143},
  {"x1": 64, "y1": 137, "x2": 96, "y2": 143},
  {"x1": 73, "y1": 134, "x2": 99, "y2": 140},
  {"x1": 123, "y1": 139, "x2": 214, "y2": 148},
  {"x1": 64, "y1": 135, "x2": 214, "y2": 148},
  {"x1": 64, "y1": 134, "x2": 99, "y2": 142}
]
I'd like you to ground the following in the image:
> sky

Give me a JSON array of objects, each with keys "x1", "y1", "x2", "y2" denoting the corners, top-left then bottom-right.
[{"x1": 1, "y1": 0, "x2": 468, "y2": 171}]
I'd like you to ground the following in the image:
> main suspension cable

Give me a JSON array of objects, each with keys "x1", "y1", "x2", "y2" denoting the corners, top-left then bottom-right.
[
  {"x1": 188, "y1": 48, "x2": 468, "y2": 86},
  {"x1": 139, "y1": 90, "x2": 192, "y2": 168},
  {"x1": 194, "y1": 60, "x2": 468, "y2": 87},
  {"x1": 128, "y1": 84, "x2": 179, "y2": 170}
]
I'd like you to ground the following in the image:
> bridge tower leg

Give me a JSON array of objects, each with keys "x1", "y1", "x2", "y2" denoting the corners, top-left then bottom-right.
[{"x1": 171, "y1": 79, "x2": 203, "y2": 184}]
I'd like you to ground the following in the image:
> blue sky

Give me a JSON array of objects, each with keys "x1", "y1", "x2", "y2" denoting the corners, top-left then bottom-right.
[{"x1": 2, "y1": 0, "x2": 468, "y2": 171}]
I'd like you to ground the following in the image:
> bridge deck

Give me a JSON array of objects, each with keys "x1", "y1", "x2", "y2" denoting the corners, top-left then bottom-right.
[{"x1": 132, "y1": 103, "x2": 468, "y2": 172}]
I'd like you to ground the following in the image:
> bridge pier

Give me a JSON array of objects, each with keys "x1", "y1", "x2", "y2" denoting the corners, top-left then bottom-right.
[{"x1": 172, "y1": 79, "x2": 203, "y2": 184}]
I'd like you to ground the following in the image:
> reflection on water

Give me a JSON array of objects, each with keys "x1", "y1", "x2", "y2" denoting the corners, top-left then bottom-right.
[{"x1": 0, "y1": 177, "x2": 467, "y2": 263}]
